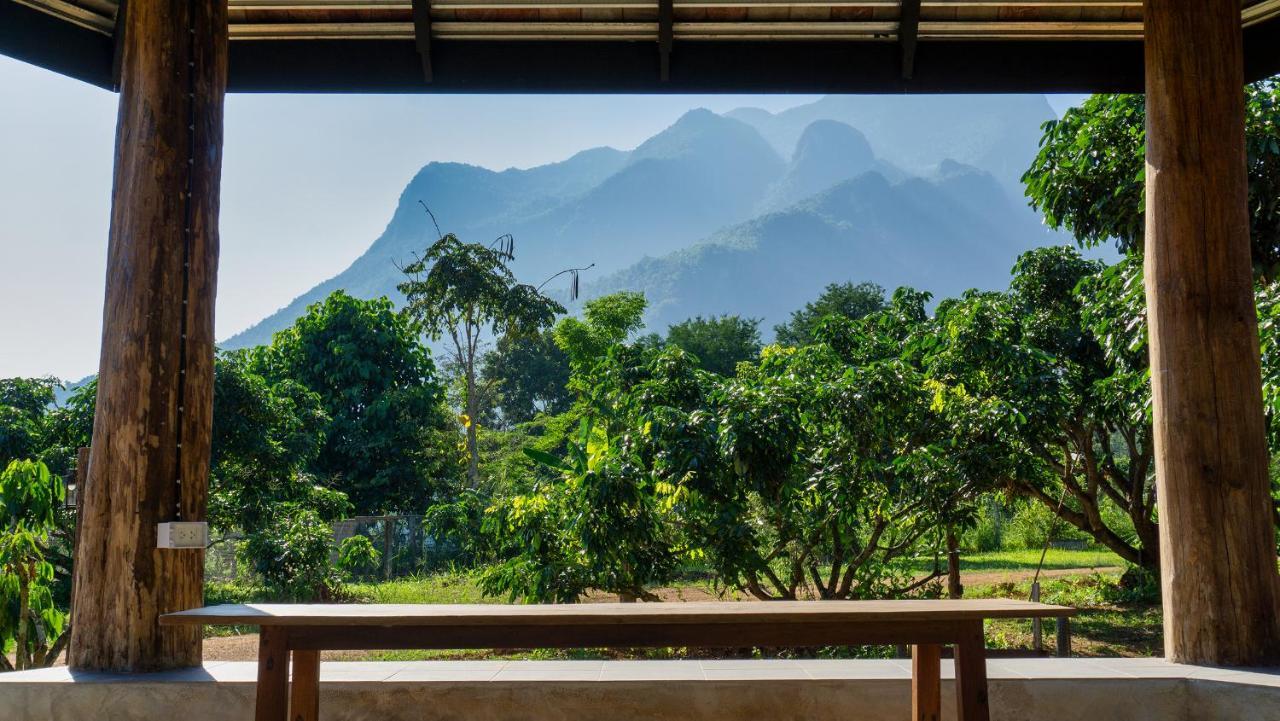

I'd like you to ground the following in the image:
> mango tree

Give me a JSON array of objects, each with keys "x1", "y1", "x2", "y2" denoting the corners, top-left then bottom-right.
[
  {"x1": 919, "y1": 247, "x2": 1159, "y2": 569},
  {"x1": 0, "y1": 460, "x2": 67, "y2": 670}
]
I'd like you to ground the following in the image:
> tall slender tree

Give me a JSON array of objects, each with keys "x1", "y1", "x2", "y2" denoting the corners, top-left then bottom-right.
[{"x1": 399, "y1": 234, "x2": 564, "y2": 485}]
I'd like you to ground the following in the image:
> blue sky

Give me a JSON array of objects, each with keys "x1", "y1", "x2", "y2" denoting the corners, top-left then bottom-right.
[{"x1": 0, "y1": 54, "x2": 1087, "y2": 381}]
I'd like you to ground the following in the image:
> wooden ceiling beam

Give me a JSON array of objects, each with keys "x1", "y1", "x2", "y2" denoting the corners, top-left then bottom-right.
[
  {"x1": 659, "y1": 0, "x2": 673, "y2": 80},
  {"x1": 411, "y1": 0, "x2": 432, "y2": 80},
  {"x1": 899, "y1": 0, "x2": 920, "y2": 79},
  {"x1": 5, "y1": 0, "x2": 1280, "y2": 92}
]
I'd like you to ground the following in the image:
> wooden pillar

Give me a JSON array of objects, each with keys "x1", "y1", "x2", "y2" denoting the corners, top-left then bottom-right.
[
  {"x1": 69, "y1": 0, "x2": 226, "y2": 671},
  {"x1": 1144, "y1": 0, "x2": 1280, "y2": 665}
]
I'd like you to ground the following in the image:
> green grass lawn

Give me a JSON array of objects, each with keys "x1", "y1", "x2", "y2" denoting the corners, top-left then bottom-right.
[
  {"x1": 956, "y1": 548, "x2": 1122, "y2": 571},
  {"x1": 902, "y1": 547, "x2": 1123, "y2": 575},
  {"x1": 346, "y1": 571, "x2": 492, "y2": 605}
]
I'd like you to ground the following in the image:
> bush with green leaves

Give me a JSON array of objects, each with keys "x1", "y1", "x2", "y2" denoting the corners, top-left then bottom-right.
[
  {"x1": 336, "y1": 534, "x2": 382, "y2": 581},
  {"x1": 239, "y1": 506, "x2": 339, "y2": 601},
  {"x1": 0, "y1": 460, "x2": 68, "y2": 670},
  {"x1": 962, "y1": 499, "x2": 1008, "y2": 553},
  {"x1": 480, "y1": 417, "x2": 678, "y2": 603},
  {"x1": 1004, "y1": 501, "x2": 1090, "y2": 551}
]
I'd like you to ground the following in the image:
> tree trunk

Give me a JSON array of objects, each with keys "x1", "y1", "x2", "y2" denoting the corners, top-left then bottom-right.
[
  {"x1": 1144, "y1": 0, "x2": 1280, "y2": 665},
  {"x1": 946, "y1": 530, "x2": 963, "y2": 599},
  {"x1": 69, "y1": 0, "x2": 226, "y2": 671},
  {"x1": 16, "y1": 575, "x2": 30, "y2": 671},
  {"x1": 465, "y1": 360, "x2": 480, "y2": 486}
]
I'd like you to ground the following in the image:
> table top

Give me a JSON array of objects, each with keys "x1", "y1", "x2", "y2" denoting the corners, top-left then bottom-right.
[{"x1": 161, "y1": 599, "x2": 1074, "y2": 627}]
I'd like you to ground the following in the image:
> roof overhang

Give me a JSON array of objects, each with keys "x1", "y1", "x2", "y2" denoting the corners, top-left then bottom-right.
[{"x1": 3, "y1": 0, "x2": 1280, "y2": 93}]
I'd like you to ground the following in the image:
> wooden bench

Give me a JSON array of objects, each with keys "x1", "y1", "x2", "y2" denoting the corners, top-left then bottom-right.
[{"x1": 162, "y1": 599, "x2": 1074, "y2": 721}]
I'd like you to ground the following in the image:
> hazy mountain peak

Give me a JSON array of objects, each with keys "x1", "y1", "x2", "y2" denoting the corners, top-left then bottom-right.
[
  {"x1": 934, "y1": 158, "x2": 984, "y2": 179},
  {"x1": 225, "y1": 94, "x2": 1065, "y2": 352},
  {"x1": 760, "y1": 121, "x2": 877, "y2": 212},
  {"x1": 729, "y1": 94, "x2": 1056, "y2": 196},
  {"x1": 724, "y1": 106, "x2": 776, "y2": 125},
  {"x1": 630, "y1": 108, "x2": 782, "y2": 166},
  {"x1": 792, "y1": 119, "x2": 873, "y2": 165}
]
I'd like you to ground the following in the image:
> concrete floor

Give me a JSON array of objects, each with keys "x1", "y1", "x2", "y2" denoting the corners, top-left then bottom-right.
[{"x1": 2, "y1": 658, "x2": 1278, "y2": 721}]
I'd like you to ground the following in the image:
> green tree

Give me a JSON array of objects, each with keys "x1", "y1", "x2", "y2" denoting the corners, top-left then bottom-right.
[
  {"x1": 919, "y1": 247, "x2": 1158, "y2": 568},
  {"x1": 774, "y1": 281, "x2": 887, "y2": 346},
  {"x1": 480, "y1": 329, "x2": 571, "y2": 426},
  {"x1": 37, "y1": 381, "x2": 96, "y2": 478},
  {"x1": 665, "y1": 314, "x2": 762, "y2": 376},
  {"x1": 253, "y1": 291, "x2": 459, "y2": 513},
  {"x1": 653, "y1": 299, "x2": 978, "y2": 600},
  {"x1": 399, "y1": 234, "x2": 564, "y2": 485},
  {"x1": 481, "y1": 417, "x2": 677, "y2": 603},
  {"x1": 0, "y1": 378, "x2": 58, "y2": 469},
  {"x1": 1023, "y1": 81, "x2": 1280, "y2": 279},
  {"x1": 240, "y1": 506, "x2": 340, "y2": 600},
  {"x1": 553, "y1": 291, "x2": 648, "y2": 373},
  {"x1": 0, "y1": 460, "x2": 67, "y2": 670},
  {"x1": 210, "y1": 353, "x2": 349, "y2": 534}
]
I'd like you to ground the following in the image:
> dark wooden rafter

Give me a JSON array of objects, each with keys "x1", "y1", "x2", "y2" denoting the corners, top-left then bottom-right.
[
  {"x1": 109, "y1": 0, "x2": 125, "y2": 91},
  {"x1": 899, "y1": 0, "x2": 921, "y2": 81},
  {"x1": 411, "y1": 0, "x2": 432, "y2": 82},
  {"x1": 5, "y1": 1, "x2": 1280, "y2": 92},
  {"x1": 658, "y1": 0, "x2": 674, "y2": 81}
]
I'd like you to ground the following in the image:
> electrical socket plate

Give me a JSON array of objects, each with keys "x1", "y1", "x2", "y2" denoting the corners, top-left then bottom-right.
[{"x1": 157, "y1": 522, "x2": 208, "y2": 549}]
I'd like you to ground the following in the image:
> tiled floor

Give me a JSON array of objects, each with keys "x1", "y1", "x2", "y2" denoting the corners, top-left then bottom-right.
[{"x1": 4, "y1": 658, "x2": 1278, "y2": 721}]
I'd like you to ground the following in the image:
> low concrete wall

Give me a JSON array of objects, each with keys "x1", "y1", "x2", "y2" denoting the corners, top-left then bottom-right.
[{"x1": 1, "y1": 659, "x2": 1277, "y2": 721}]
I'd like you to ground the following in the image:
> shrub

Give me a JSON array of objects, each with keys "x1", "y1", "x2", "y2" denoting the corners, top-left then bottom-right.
[
  {"x1": 962, "y1": 499, "x2": 1007, "y2": 552},
  {"x1": 239, "y1": 506, "x2": 338, "y2": 600},
  {"x1": 1004, "y1": 501, "x2": 1089, "y2": 550},
  {"x1": 336, "y1": 535, "x2": 382, "y2": 581}
]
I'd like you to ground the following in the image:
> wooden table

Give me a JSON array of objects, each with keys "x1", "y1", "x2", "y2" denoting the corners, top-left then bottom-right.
[{"x1": 161, "y1": 599, "x2": 1074, "y2": 721}]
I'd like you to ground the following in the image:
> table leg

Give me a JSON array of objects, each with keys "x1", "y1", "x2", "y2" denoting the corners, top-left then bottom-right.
[
  {"x1": 911, "y1": 644, "x2": 941, "y2": 721},
  {"x1": 290, "y1": 649, "x2": 321, "y2": 721},
  {"x1": 954, "y1": 621, "x2": 991, "y2": 721},
  {"x1": 255, "y1": 625, "x2": 290, "y2": 721}
]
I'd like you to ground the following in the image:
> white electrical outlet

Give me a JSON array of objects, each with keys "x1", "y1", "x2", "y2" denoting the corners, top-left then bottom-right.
[{"x1": 157, "y1": 522, "x2": 208, "y2": 549}]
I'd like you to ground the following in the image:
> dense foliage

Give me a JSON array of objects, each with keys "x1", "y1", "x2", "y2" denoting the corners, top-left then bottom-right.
[
  {"x1": 481, "y1": 329, "x2": 572, "y2": 427},
  {"x1": 664, "y1": 314, "x2": 762, "y2": 376},
  {"x1": 0, "y1": 460, "x2": 66, "y2": 670},
  {"x1": 1023, "y1": 81, "x2": 1280, "y2": 279},
  {"x1": 774, "y1": 281, "x2": 887, "y2": 346},
  {"x1": 250, "y1": 290, "x2": 460, "y2": 514},
  {"x1": 919, "y1": 248, "x2": 1158, "y2": 568}
]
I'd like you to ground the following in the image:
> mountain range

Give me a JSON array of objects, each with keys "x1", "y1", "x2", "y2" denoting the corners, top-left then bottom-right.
[{"x1": 223, "y1": 95, "x2": 1064, "y2": 350}]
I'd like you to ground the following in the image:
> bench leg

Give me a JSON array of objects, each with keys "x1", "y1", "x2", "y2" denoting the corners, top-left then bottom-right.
[
  {"x1": 911, "y1": 644, "x2": 941, "y2": 721},
  {"x1": 290, "y1": 649, "x2": 321, "y2": 721},
  {"x1": 256, "y1": 626, "x2": 290, "y2": 721},
  {"x1": 954, "y1": 622, "x2": 991, "y2": 721}
]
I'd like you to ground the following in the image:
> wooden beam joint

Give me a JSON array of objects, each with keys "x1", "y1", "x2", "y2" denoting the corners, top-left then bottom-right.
[
  {"x1": 412, "y1": 0, "x2": 433, "y2": 82},
  {"x1": 659, "y1": 0, "x2": 673, "y2": 81},
  {"x1": 900, "y1": 0, "x2": 921, "y2": 80}
]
